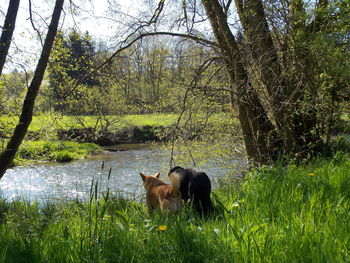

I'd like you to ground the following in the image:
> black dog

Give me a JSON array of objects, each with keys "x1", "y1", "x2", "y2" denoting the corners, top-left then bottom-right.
[{"x1": 168, "y1": 166, "x2": 213, "y2": 215}]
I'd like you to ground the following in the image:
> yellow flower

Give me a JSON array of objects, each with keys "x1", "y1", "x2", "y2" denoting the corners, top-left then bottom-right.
[
  {"x1": 308, "y1": 173, "x2": 316, "y2": 177},
  {"x1": 158, "y1": 225, "x2": 167, "y2": 231}
]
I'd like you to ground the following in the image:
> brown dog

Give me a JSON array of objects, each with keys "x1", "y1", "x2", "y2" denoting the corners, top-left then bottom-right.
[{"x1": 140, "y1": 171, "x2": 181, "y2": 215}]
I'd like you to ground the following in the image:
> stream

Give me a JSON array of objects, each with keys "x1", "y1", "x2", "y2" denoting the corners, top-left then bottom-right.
[{"x1": 0, "y1": 144, "x2": 236, "y2": 202}]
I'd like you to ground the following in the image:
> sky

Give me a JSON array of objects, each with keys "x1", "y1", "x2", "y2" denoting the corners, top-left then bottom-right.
[
  {"x1": 0, "y1": 0, "x2": 216, "y2": 73},
  {"x1": 0, "y1": 0, "x2": 151, "y2": 72}
]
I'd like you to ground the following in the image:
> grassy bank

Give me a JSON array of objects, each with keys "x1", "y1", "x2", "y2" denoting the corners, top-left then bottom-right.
[
  {"x1": 13, "y1": 140, "x2": 101, "y2": 166},
  {"x1": 0, "y1": 113, "x2": 237, "y2": 139},
  {"x1": 1, "y1": 153, "x2": 349, "y2": 262},
  {"x1": 0, "y1": 114, "x2": 178, "y2": 137},
  {"x1": 0, "y1": 113, "x2": 178, "y2": 165},
  {"x1": 1, "y1": 112, "x2": 236, "y2": 165}
]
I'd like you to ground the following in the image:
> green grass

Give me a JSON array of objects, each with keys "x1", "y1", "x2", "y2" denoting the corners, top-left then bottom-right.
[
  {"x1": 14, "y1": 140, "x2": 101, "y2": 165},
  {"x1": 123, "y1": 114, "x2": 177, "y2": 128},
  {"x1": 0, "y1": 112, "x2": 235, "y2": 135},
  {"x1": 1, "y1": 153, "x2": 349, "y2": 262},
  {"x1": 0, "y1": 114, "x2": 178, "y2": 134}
]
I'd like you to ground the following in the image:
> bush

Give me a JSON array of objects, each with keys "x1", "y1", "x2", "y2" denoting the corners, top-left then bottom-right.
[
  {"x1": 330, "y1": 135, "x2": 350, "y2": 154},
  {"x1": 52, "y1": 150, "x2": 77, "y2": 162}
]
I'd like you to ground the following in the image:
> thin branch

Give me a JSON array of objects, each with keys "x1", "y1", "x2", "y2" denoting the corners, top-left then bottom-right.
[
  {"x1": 147, "y1": 0, "x2": 165, "y2": 26},
  {"x1": 169, "y1": 55, "x2": 222, "y2": 168},
  {"x1": 28, "y1": 0, "x2": 44, "y2": 46},
  {"x1": 224, "y1": 0, "x2": 232, "y2": 19}
]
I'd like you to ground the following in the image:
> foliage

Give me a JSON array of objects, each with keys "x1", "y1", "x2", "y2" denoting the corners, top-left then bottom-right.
[
  {"x1": 284, "y1": 0, "x2": 350, "y2": 142},
  {"x1": 47, "y1": 34, "x2": 230, "y2": 115},
  {"x1": 330, "y1": 135, "x2": 350, "y2": 154},
  {"x1": 48, "y1": 29, "x2": 99, "y2": 114},
  {"x1": 197, "y1": 0, "x2": 350, "y2": 164},
  {"x1": 0, "y1": 154, "x2": 349, "y2": 262},
  {"x1": 268, "y1": 0, "x2": 350, "y2": 155},
  {"x1": 0, "y1": 71, "x2": 31, "y2": 115},
  {"x1": 161, "y1": 111, "x2": 243, "y2": 171}
]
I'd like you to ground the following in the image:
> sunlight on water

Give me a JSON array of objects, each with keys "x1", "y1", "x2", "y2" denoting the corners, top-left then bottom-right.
[{"x1": 0, "y1": 144, "x2": 233, "y2": 202}]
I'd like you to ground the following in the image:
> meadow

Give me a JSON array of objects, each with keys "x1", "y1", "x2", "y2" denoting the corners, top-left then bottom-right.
[
  {"x1": 0, "y1": 114, "x2": 178, "y2": 136},
  {"x1": 0, "y1": 153, "x2": 349, "y2": 262},
  {"x1": 0, "y1": 112, "x2": 239, "y2": 135}
]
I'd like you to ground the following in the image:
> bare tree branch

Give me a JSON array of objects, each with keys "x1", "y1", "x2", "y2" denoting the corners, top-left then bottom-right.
[
  {"x1": 28, "y1": 0, "x2": 44, "y2": 47},
  {"x1": 64, "y1": 31, "x2": 219, "y2": 98},
  {"x1": 224, "y1": 0, "x2": 232, "y2": 19}
]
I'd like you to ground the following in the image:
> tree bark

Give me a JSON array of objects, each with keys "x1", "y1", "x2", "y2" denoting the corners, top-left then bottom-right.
[
  {"x1": 201, "y1": 0, "x2": 277, "y2": 165},
  {"x1": 234, "y1": 0, "x2": 296, "y2": 153},
  {"x1": 0, "y1": 0, "x2": 20, "y2": 76},
  {"x1": 0, "y1": 0, "x2": 64, "y2": 179}
]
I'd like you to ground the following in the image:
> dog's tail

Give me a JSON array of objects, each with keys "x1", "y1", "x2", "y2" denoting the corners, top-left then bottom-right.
[{"x1": 169, "y1": 172, "x2": 181, "y2": 196}]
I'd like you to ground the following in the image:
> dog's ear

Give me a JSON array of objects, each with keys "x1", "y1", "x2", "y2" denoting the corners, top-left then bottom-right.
[
  {"x1": 140, "y1": 173, "x2": 146, "y2": 181},
  {"x1": 155, "y1": 171, "x2": 160, "y2": 178}
]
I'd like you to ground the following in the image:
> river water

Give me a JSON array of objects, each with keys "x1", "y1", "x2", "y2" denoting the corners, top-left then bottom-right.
[{"x1": 0, "y1": 144, "x2": 236, "y2": 202}]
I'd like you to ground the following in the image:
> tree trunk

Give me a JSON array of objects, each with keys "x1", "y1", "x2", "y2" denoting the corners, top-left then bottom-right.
[
  {"x1": 201, "y1": 0, "x2": 277, "y2": 165},
  {"x1": 0, "y1": 0, "x2": 20, "y2": 76},
  {"x1": 234, "y1": 0, "x2": 296, "y2": 153},
  {"x1": 0, "y1": 0, "x2": 64, "y2": 180},
  {"x1": 234, "y1": 0, "x2": 324, "y2": 156}
]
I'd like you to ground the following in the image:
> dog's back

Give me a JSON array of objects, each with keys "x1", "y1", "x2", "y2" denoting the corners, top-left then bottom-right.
[
  {"x1": 169, "y1": 166, "x2": 213, "y2": 215},
  {"x1": 140, "y1": 171, "x2": 181, "y2": 215}
]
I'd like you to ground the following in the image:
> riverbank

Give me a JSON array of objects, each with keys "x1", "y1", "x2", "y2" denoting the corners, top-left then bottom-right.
[
  {"x1": 1, "y1": 113, "x2": 178, "y2": 166},
  {"x1": 1, "y1": 153, "x2": 349, "y2": 262},
  {"x1": 1, "y1": 112, "x2": 238, "y2": 166},
  {"x1": 0, "y1": 114, "x2": 178, "y2": 143},
  {"x1": 13, "y1": 140, "x2": 101, "y2": 166}
]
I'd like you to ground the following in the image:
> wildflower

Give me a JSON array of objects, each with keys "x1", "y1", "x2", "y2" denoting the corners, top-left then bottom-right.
[
  {"x1": 158, "y1": 225, "x2": 167, "y2": 231},
  {"x1": 213, "y1": 228, "x2": 220, "y2": 235},
  {"x1": 308, "y1": 173, "x2": 316, "y2": 177},
  {"x1": 116, "y1": 222, "x2": 125, "y2": 231}
]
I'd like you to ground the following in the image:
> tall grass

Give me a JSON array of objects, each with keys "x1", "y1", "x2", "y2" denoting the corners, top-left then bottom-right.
[{"x1": 0, "y1": 153, "x2": 349, "y2": 262}]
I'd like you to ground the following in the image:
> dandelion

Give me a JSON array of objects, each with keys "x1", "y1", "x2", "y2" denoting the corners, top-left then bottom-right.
[
  {"x1": 158, "y1": 225, "x2": 167, "y2": 231},
  {"x1": 308, "y1": 173, "x2": 316, "y2": 177}
]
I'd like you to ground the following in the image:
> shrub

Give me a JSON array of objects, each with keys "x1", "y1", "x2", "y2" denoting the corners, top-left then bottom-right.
[{"x1": 52, "y1": 150, "x2": 77, "y2": 162}]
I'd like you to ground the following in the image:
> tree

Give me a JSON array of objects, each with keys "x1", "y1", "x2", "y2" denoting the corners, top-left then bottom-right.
[
  {"x1": 48, "y1": 29, "x2": 98, "y2": 113},
  {"x1": 0, "y1": 0, "x2": 65, "y2": 180},
  {"x1": 201, "y1": 0, "x2": 277, "y2": 165},
  {"x1": 0, "y1": 70, "x2": 30, "y2": 115},
  {"x1": 200, "y1": 0, "x2": 350, "y2": 164},
  {"x1": 0, "y1": 0, "x2": 20, "y2": 76}
]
